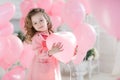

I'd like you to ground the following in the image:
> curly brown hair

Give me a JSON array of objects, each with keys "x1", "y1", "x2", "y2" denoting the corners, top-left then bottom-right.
[{"x1": 24, "y1": 8, "x2": 54, "y2": 43}]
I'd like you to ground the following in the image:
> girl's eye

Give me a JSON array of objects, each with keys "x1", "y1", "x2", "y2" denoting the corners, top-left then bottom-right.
[
  {"x1": 40, "y1": 20, "x2": 43, "y2": 22},
  {"x1": 34, "y1": 23, "x2": 37, "y2": 25}
]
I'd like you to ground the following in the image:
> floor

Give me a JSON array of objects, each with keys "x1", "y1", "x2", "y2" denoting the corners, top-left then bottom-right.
[
  {"x1": 0, "y1": 67, "x2": 120, "y2": 80},
  {"x1": 62, "y1": 73, "x2": 120, "y2": 80}
]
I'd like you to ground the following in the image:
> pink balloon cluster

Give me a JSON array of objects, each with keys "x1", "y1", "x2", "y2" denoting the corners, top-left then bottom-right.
[
  {"x1": 0, "y1": 3, "x2": 15, "y2": 37},
  {"x1": 89, "y1": 0, "x2": 120, "y2": 40},
  {"x1": 61, "y1": 0, "x2": 96, "y2": 64},
  {"x1": 0, "y1": 3, "x2": 23, "y2": 70},
  {"x1": 62, "y1": 0, "x2": 86, "y2": 28},
  {"x1": 0, "y1": 35, "x2": 23, "y2": 70}
]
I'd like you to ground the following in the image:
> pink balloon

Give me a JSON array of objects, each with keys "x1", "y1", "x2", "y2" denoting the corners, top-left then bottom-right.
[
  {"x1": 51, "y1": 0, "x2": 65, "y2": 17},
  {"x1": 46, "y1": 32, "x2": 77, "y2": 63},
  {"x1": 0, "y1": 2, "x2": 15, "y2": 25},
  {"x1": 72, "y1": 24, "x2": 96, "y2": 64},
  {"x1": 62, "y1": 0, "x2": 85, "y2": 28},
  {"x1": 90, "y1": 0, "x2": 120, "y2": 40},
  {"x1": 0, "y1": 22, "x2": 14, "y2": 37},
  {"x1": 19, "y1": 43, "x2": 35, "y2": 69},
  {"x1": 6, "y1": 35, "x2": 23, "y2": 62},
  {"x1": 0, "y1": 58, "x2": 11, "y2": 70},
  {"x1": 0, "y1": 37, "x2": 11, "y2": 70},
  {"x1": 50, "y1": 16, "x2": 62, "y2": 30},
  {"x1": 20, "y1": 0, "x2": 37, "y2": 17},
  {"x1": 0, "y1": 37, "x2": 9, "y2": 58},
  {"x1": 37, "y1": 0, "x2": 53, "y2": 13},
  {"x1": 2, "y1": 66, "x2": 25, "y2": 80},
  {"x1": 2, "y1": 35, "x2": 23, "y2": 66}
]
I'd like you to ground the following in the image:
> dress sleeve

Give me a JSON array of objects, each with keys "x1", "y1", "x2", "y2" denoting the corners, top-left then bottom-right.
[{"x1": 32, "y1": 34, "x2": 43, "y2": 55}]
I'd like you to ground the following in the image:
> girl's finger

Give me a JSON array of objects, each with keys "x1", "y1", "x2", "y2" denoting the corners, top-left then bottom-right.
[
  {"x1": 58, "y1": 44, "x2": 63, "y2": 49},
  {"x1": 56, "y1": 42, "x2": 61, "y2": 47},
  {"x1": 52, "y1": 43, "x2": 56, "y2": 47},
  {"x1": 59, "y1": 49, "x2": 64, "y2": 52}
]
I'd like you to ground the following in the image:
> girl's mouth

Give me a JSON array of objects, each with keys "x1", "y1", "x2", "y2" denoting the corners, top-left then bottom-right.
[{"x1": 39, "y1": 26, "x2": 43, "y2": 29}]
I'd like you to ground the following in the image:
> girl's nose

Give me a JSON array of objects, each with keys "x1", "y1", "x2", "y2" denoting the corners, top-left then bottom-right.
[{"x1": 38, "y1": 22, "x2": 41, "y2": 26}]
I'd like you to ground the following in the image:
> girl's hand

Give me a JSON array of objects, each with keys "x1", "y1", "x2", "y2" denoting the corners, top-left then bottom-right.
[{"x1": 48, "y1": 42, "x2": 64, "y2": 56}]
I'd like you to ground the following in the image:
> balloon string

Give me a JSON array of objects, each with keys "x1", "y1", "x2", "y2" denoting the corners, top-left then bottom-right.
[{"x1": 67, "y1": 64, "x2": 71, "y2": 80}]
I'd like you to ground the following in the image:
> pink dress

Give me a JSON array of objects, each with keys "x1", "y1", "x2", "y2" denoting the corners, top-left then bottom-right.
[{"x1": 26, "y1": 32, "x2": 61, "y2": 80}]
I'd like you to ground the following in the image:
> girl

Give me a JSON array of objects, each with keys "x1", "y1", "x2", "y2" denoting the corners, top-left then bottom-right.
[{"x1": 24, "y1": 8, "x2": 63, "y2": 80}]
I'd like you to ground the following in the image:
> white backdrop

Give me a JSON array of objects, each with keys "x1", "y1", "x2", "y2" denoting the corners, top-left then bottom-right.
[{"x1": 112, "y1": 41, "x2": 120, "y2": 76}]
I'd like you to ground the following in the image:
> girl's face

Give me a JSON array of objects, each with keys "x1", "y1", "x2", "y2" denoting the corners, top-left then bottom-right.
[{"x1": 31, "y1": 12, "x2": 48, "y2": 32}]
